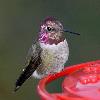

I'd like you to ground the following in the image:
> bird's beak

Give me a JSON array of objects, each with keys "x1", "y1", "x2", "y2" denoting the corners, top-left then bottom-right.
[{"x1": 63, "y1": 29, "x2": 80, "y2": 35}]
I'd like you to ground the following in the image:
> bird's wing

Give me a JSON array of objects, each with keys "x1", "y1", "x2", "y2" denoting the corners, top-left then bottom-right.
[
  {"x1": 15, "y1": 41, "x2": 42, "y2": 92},
  {"x1": 25, "y1": 40, "x2": 41, "y2": 66}
]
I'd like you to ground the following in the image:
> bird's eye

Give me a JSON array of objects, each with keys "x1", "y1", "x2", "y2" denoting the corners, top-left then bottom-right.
[{"x1": 47, "y1": 27, "x2": 52, "y2": 31}]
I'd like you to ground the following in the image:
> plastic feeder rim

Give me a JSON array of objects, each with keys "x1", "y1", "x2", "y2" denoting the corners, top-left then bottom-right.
[{"x1": 37, "y1": 60, "x2": 100, "y2": 100}]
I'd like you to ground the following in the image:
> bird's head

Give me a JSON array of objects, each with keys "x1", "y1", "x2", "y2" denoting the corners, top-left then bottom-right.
[
  {"x1": 39, "y1": 17, "x2": 64, "y2": 45},
  {"x1": 39, "y1": 17, "x2": 80, "y2": 45}
]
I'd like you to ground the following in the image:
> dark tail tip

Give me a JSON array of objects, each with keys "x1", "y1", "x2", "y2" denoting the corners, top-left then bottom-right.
[
  {"x1": 14, "y1": 64, "x2": 35, "y2": 92},
  {"x1": 14, "y1": 86, "x2": 20, "y2": 92}
]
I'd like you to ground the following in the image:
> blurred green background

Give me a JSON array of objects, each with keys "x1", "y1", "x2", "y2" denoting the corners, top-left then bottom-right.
[{"x1": 0, "y1": 0, "x2": 100, "y2": 100}]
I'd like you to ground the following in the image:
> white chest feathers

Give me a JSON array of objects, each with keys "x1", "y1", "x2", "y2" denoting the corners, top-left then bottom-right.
[
  {"x1": 41, "y1": 39, "x2": 69, "y2": 71},
  {"x1": 33, "y1": 39, "x2": 69, "y2": 79}
]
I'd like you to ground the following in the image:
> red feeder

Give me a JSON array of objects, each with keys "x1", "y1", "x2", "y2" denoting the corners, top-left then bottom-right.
[{"x1": 37, "y1": 60, "x2": 100, "y2": 100}]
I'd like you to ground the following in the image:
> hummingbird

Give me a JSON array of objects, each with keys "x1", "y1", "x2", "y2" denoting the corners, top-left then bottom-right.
[{"x1": 14, "y1": 17, "x2": 80, "y2": 92}]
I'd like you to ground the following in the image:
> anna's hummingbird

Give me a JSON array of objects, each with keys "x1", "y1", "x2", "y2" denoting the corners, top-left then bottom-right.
[{"x1": 15, "y1": 17, "x2": 80, "y2": 92}]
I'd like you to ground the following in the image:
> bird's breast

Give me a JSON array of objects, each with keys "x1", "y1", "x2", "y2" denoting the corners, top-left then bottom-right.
[
  {"x1": 40, "y1": 39, "x2": 69, "y2": 71},
  {"x1": 33, "y1": 39, "x2": 69, "y2": 79}
]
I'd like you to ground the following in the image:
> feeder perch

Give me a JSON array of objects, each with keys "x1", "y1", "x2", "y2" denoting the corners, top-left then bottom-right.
[{"x1": 37, "y1": 60, "x2": 100, "y2": 100}]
